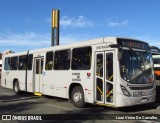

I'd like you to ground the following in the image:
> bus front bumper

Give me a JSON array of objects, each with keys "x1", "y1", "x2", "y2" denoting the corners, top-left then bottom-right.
[{"x1": 115, "y1": 93, "x2": 156, "y2": 107}]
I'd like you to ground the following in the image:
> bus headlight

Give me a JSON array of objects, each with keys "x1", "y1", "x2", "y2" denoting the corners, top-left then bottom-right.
[{"x1": 120, "y1": 85, "x2": 131, "y2": 97}]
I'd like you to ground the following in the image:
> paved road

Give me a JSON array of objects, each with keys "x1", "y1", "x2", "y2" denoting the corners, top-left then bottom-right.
[{"x1": 0, "y1": 86, "x2": 160, "y2": 123}]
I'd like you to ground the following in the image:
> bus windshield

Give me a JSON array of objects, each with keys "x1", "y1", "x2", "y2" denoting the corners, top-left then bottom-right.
[{"x1": 119, "y1": 49, "x2": 154, "y2": 84}]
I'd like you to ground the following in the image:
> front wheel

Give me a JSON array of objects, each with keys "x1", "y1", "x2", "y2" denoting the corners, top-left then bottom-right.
[
  {"x1": 71, "y1": 86, "x2": 86, "y2": 108},
  {"x1": 13, "y1": 80, "x2": 21, "y2": 95}
]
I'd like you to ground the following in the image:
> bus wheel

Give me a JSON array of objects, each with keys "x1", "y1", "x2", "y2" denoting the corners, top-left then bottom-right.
[
  {"x1": 13, "y1": 80, "x2": 21, "y2": 95},
  {"x1": 71, "y1": 86, "x2": 86, "y2": 108}
]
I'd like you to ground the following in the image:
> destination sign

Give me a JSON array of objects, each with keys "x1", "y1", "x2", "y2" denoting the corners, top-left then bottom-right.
[{"x1": 117, "y1": 38, "x2": 149, "y2": 50}]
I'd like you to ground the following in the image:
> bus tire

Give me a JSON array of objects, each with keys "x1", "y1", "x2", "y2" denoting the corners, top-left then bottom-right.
[
  {"x1": 71, "y1": 86, "x2": 86, "y2": 108},
  {"x1": 13, "y1": 80, "x2": 21, "y2": 95}
]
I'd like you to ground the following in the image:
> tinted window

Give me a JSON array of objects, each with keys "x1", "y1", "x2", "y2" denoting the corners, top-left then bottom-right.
[
  {"x1": 4, "y1": 57, "x2": 10, "y2": 70},
  {"x1": 72, "y1": 47, "x2": 92, "y2": 70},
  {"x1": 10, "y1": 56, "x2": 18, "y2": 70},
  {"x1": 96, "y1": 54, "x2": 103, "y2": 77},
  {"x1": 45, "y1": 52, "x2": 53, "y2": 70},
  {"x1": 18, "y1": 55, "x2": 27, "y2": 70},
  {"x1": 28, "y1": 54, "x2": 33, "y2": 70},
  {"x1": 54, "y1": 50, "x2": 71, "y2": 70}
]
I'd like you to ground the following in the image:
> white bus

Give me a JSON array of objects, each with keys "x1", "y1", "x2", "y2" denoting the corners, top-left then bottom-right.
[{"x1": 1, "y1": 37, "x2": 156, "y2": 108}]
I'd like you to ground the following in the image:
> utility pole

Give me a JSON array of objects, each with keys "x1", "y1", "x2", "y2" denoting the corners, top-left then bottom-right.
[{"x1": 51, "y1": 9, "x2": 60, "y2": 46}]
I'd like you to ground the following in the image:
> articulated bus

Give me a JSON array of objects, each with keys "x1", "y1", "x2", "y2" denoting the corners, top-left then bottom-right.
[{"x1": 1, "y1": 37, "x2": 156, "y2": 108}]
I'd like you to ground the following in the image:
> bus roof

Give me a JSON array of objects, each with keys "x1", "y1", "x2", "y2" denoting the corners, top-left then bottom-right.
[{"x1": 3, "y1": 36, "x2": 148, "y2": 57}]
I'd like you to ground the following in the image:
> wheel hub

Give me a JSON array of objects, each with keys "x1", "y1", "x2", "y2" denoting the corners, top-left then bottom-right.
[{"x1": 74, "y1": 92, "x2": 82, "y2": 103}]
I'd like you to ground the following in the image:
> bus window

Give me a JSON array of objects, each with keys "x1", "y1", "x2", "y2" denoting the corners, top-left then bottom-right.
[
  {"x1": 41, "y1": 58, "x2": 44, "y2": 74},
  {"x1": 4, "y1": 57, "x2": 10, "y2": 70},
  {"x1": 45, "y1": 51, "x2": 53, "y2": 70},
  {"x1": 10, "y1": 56, "x2": 18, "y2": 70},
  {"x1": 72, "y1": 47, "x2": 92, "y2": 70},
  {"x1": 18, "y1": 55, "x2": 27, "y2": 70},
  {"x1": 96, "y1": 54, "x2": 103, "y2": 77},
  {"x1": 36, "y1": 59, "x2": 40, "y2": 74},
  {"x1": 28, "y1": 54, "x2": 33, "y2": 70},
  {"x1": 54, "y1": 50, "x2": 71, "y2": 70},
  {"x1": 106, "y1": 53, "x2": 113, "y2": 82},
  {"x1": 36, "y1": 58, "x2": 44, "y2": 74}
]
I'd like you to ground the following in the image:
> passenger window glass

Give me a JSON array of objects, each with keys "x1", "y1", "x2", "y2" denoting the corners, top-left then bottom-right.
[
  {"x1": 18, "y1": 55, "x2": 27, "y2": 70},
  {"x1": 28, "y1": 54, "x2": 33, "y2": 70},
  {"x1": 36, "y1": 59, "x2": 40, "y2": 74},
  {"x1": 4, "y1": 57, "x2": 10, "y2": 70},
  {"x1": 10, "y1": 56, "x2": 18, "y2": 70},
  {"x1": 45, "y1": 52, "x2": 53, "y2": 70},
  {"x1": 96, "y1": 54, "x2": 103, "y2": 77},
  {"x1": 41, "y1": 58, "x2": 44, "y2": 74},
  {"x1": 72, "y1": 47, "x2": 92, "y2": 70},
  {"x1": 54, "y1": 50, "x2": 71, "y2": 70},
  {"x1": 106, "y1": 53, "x2": 113, "y2": 82},
  {"x1": 36, "y1": 58, "x2": 44, "y2": 74}
]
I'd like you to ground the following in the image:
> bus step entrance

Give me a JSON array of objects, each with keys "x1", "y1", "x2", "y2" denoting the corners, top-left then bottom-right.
[{"x1": 34, "y1": 92, "x2": 42, "y2": 96}]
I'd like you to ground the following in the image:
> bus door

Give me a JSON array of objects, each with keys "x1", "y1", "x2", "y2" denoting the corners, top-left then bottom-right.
[
  {"x1": 34, "y1": 57, "x2": 44, "y2": 93},
  {"x1": 95, "y1": 51, "x2": 114, "y2": 105}
]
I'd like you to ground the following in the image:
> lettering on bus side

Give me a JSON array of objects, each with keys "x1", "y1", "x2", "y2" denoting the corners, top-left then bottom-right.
[
  {"x1": 96, "y1": 45, "x2": 110, "y2": 50},
  {"x1": 72, "y1": 72, "x2": 81, "y2": 82}
]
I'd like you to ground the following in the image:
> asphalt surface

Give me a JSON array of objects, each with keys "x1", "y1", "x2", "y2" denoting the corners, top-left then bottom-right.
[{"x1": 0, "y1": 86, "x2": 160, "y2": 123}]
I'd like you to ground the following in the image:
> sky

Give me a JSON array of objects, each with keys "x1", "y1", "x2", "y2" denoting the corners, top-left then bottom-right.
[{"x1": 0, "y1": 0, "x2": 160, "y2": 52}]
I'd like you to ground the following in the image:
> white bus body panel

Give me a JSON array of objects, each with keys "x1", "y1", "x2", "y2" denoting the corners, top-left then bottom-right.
[{"x1": 1, "y1": 37, "x2": 156, "y2": 107}]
